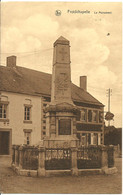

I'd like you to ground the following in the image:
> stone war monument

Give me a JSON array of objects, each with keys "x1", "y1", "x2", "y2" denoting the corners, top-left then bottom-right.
[{"x1": 44, "y1": 36, "x2": 79, "y2": 148}]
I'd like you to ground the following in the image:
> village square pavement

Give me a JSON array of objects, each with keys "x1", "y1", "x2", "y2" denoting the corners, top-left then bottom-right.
[{"x1": 0, "y1": 156, "x2": 122, "y2": 194}]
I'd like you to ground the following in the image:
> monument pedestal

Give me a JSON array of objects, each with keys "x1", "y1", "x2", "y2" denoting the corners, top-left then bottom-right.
[
  {"x1": 44, "y1": 102, "x2": 79, "y2": 148},
  {"x1": 44, "y1": 135, "x2": 79, "y2": 148}
]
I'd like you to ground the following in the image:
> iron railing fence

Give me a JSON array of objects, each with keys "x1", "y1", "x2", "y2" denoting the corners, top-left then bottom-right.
[
  {"x1": 77, "y1": 146, "x2": 102, "y2": 169},
  {"x1": 22, "y1": 146, "x2": 38, "y2": 170},
  {"x1": 45, "y1": 148, "x2": 71, "y2": 170},
  {"x1": 12, "y1": 145, "x2": 115, "y2": 171}
]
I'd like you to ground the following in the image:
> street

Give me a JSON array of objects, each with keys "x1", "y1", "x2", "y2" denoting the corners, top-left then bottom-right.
[{"x1": 0, "y1": 156, "x2": 122, "y2": 194}]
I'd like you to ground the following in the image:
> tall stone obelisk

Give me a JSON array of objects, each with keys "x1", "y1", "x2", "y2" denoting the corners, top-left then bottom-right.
[
  {"x1": 44, "y1": 36, "x2": 78, "y2": 148},
  {"x1": 51, "y1": 36, "x2": 73, "y2": 105}
]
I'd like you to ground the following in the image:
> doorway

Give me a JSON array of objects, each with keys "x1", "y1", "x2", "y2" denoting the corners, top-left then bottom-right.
[{"x1": 0, "y1": 131, "x2": 10, "y2": 155}]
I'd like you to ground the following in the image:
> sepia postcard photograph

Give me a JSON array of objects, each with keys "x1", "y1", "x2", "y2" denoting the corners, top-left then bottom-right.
[{"x1": 0, "y1": 1, "x2": 122, "y2": 194}]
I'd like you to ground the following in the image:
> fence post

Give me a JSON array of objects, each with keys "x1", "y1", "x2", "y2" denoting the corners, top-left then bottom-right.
[
  {"x1": 14, "y1": 146, "x2": 16, "y2": 164},
  {"x1": 109, "y1": 145, "x2": 115, "y2": 167},
  {"x1": 38, "y1": 147, "x2": 45, "y2": 177},
  {"x1": 117, "y1": 144, "x2": 121, "y2": 157},
  {"x1": 19, "y1": 146, "x2": 23, "y2": 169},
  {"x1": 11, "y1": 145, "x2": 15, "y2": 165},
  {"x1": 15, "y1": 145, "x2": 19, "y2": 166},
  {"x1": 101, "y1": 145, "x2": 108, "y2": 172},
  {"x1": 71, "y1": 147, "x2": 78, "y2": 176}
]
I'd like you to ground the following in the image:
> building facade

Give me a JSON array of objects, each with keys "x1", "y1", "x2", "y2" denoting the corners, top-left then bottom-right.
[{"x1": 0, "y1": 55, "x2": 104, "y2": 155}]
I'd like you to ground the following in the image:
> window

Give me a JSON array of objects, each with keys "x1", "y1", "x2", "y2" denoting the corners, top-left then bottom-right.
[
  {"x1": 101, "y1": 133, "x2": 103, "y2": 144},
  {"x1": 93, "y1": 133, "x2": 98, "y2": 145},
  {"x1": 0, "y1": 104, "x2": 7, "y2": 119},
  {"x1": 27, "y1": 134, "x2": 30, "y2": 145},
  {"x1": 81, "y1": 109, "x2": 86, "y2": 121},
  {"x1": 99, "y1": 111, "x2": 103, "y2": 123},
  {"x1": 88, "y1": 133, "x2": 91, "y2": 145},
  {"x1": 24, "y1": 129, "x2": 32, "y2": 145},
  {"x1": 82, "y1": 134, "x2": 86, "y2": 146},
  {"x1": 24, "y1": 106, "x2": 31, "y2": 121},
  {"x1": 88, "y1": 110, "x2": 92, "y2": 122},
  {"x1": 76, "y1": 110, "x2": 81, "y2": 121},
  {"x1": 93, "y1": 110, "x2": 98, "y2": 122},
  {"x1": 25, "y1": 133, "x2": 31, "y2": 145}
]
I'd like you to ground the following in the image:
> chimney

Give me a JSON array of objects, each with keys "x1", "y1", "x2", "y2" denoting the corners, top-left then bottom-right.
[
  {"x1": 80, "y1": 76, "x2": 87, "y2": 91},
  {"x1": 7, "y1": 56, "x2": 16, "y2": 68}
]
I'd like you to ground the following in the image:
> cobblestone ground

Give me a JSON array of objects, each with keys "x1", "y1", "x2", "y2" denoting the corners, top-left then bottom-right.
[{"x1": 0, "y1": 156, "x2": 122, "y2": 194}]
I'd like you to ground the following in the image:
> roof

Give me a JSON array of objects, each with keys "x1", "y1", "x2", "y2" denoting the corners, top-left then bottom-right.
[
  {"x1": 0, "y1": 65, "x2": 103, "y2": 106},
  {"x1": 57, "y1": 36, "x2": 69, "y2": 41},
  {"x1": 54, "y1": 36, "x2": 69, "y2": 46}
]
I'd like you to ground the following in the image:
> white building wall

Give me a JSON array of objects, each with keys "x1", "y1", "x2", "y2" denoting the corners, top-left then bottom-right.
[{"x1": 0, "y1": 91, "x2": 42, "y2": 145}]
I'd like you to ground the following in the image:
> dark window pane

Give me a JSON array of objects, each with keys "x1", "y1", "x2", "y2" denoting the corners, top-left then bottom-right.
[
  {"x1": 88, "y1": 134, "x2": 91, "y2": 144},
  {"x1": 27, "y1": 140, "x2": 30, "y2": 145},
  {"x1": 24, "y1": 111, "x2": 26, "y2": 120},
  {"x1": 76, "y1": 110, "x2": 81, "y2": 121},
  {"x1": 93, "y1": 111, "x2": 97, "y2": 122},
  {"x1": 88, "y1": 110, "x2": 92, "y2": 122},
  {"x1": 81, "y1": 109, "x2": 86, "y2": 121},
  {"x1": 27, "y1": 115, "x2": 30, "y2": 120},
  {"x1": 4, "y1": 109, "x2": 6, "y2": 118},
  {"x1": 0, "y1": 105, "x2": 2, "y2": 118},
  {"x1": 24, "y1": 106, "x2": 31, "y2": 120},
  {"x1": 93, "y1": 133, "x2": 98, "y2": 145},
  {"x1": 99, "y1": 111, "x2": 103, "y2": 123},
  {"x1": 82, "y1": 133, "x2": 86, "y2": 136}
]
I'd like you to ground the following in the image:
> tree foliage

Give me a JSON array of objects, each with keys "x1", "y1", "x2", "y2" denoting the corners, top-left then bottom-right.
[{"x1": 104, "y1": 126, "x2": 122, "y2": 149}]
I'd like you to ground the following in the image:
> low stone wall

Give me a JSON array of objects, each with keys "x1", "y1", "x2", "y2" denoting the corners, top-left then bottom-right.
[{"x1": 11, "y1": 145, "x2": 117, "y2": 177}]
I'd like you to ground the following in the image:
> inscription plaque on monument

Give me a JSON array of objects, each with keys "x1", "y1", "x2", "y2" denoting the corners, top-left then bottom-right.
[
  {"x1": 59, "y1": 47, "x2": 67, "y2": 61},
  {"x1": 56, "y1": 73, "x2": 68, "y2": 95},
  {"x1": 58, "y1": 119, "x2": 71, "y2": 135}
]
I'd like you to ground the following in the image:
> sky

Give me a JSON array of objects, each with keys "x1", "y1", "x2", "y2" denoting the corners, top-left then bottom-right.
[{"x1": 0, "y1": 2, "x2": 122, "y2": 127}]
